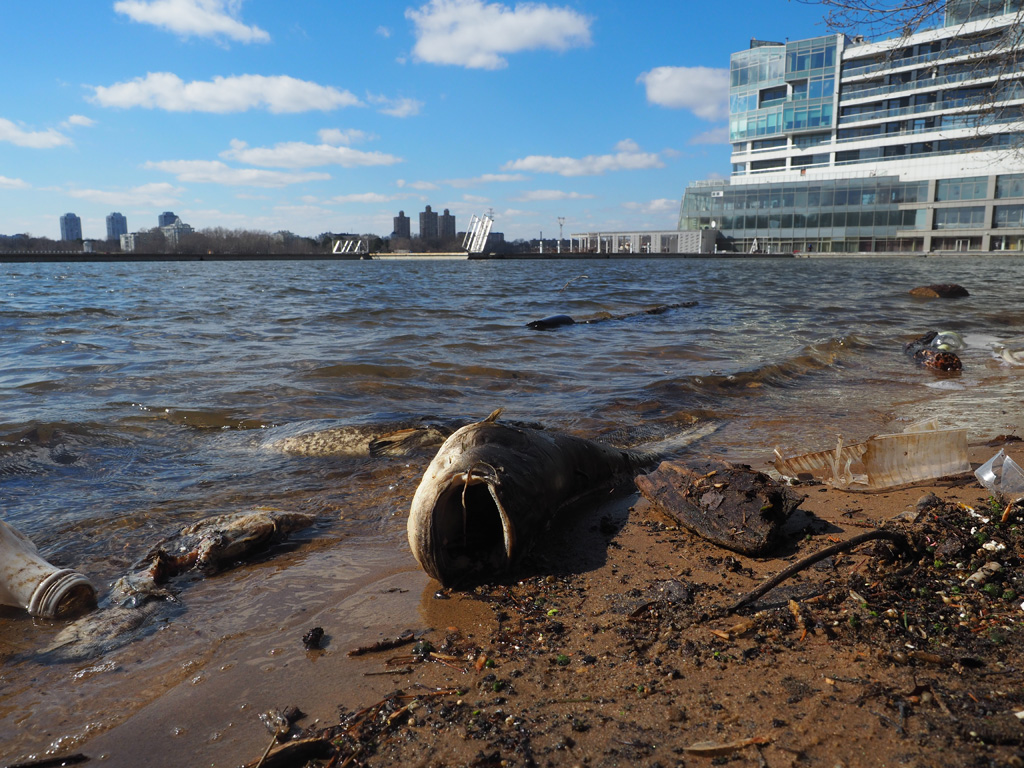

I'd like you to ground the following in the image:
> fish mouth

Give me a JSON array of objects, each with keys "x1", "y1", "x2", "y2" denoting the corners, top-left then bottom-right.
[{"x1": 429, "y1": 469, "x2": 516, "y2": 585}]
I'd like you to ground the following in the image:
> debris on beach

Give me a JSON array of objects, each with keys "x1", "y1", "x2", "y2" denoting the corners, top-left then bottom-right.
[
  {"x1": 634, "y1": 458, "x2": 801, "y2": 555},
  {"x1": 904, "y1": 330, "x2": 964, "y2": 371},
  {"x1": 0, "y1": 519, "x2": 96, "y2": 619},
  {"x1": 38, "y1": 509, "x2": 316, "y2": 662},
  {"x1": 774, "y1": 420, "x2": 969, "y2": 491}
]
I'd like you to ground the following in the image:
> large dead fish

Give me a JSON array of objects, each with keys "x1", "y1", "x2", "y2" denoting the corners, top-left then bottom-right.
[
  {"x1": 264, "y1": 419, "x2": 465, "y2": 458},
  {"x1": 407, "y1": 411, "x2": 717, "y2": 587},
  {"x1": 40, "y1": 508, "x2": 316, "y2": 662}
]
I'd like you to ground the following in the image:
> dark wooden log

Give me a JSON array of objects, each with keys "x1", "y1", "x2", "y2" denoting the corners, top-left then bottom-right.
[
  {"x1": 635, "y1": 459, "x2": 802, "y2": 556},
  {"x1": 908, "y1": 284, "x2": 969, "y2": 298}
]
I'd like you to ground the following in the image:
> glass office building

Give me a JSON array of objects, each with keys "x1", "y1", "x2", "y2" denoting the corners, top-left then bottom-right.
[{"x1": 681, "y1": 1, "x2": 1024, "y2": 253}]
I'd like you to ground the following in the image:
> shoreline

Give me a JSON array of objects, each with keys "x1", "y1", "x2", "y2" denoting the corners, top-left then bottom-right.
[
  {"x1": 3, "y1": 250, "x2": 1023, "y2": 263},
  {"x1": 20, "y1": 437, "x2": 1023, "y2": 768}
]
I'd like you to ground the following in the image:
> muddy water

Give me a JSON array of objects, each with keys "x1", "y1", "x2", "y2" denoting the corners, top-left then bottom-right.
[{"x1": 1, "y1": 256, "x2": 1022, "y2": 765}]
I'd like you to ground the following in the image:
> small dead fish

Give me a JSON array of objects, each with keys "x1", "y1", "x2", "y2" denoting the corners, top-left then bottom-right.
[
  {"x1": 407, "y1": 411, "x2": 716, "y2": 587},
  {"x1": 113, "y1": 508, "x2": 317, "y2": 602}
]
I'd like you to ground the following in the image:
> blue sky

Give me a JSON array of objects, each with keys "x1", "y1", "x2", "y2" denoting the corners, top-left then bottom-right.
[{"x1": 0, "y1": 1, "x2": 836, "y2": 241}]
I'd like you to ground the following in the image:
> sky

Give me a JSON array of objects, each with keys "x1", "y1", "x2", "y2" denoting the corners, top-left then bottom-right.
[{"x1": 0, "y1": 0, "x2": 838, "y2": 242}]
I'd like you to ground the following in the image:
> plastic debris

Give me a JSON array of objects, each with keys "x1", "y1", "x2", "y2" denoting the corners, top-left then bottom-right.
[
  {"x1": 774, "y1": 420, "x2": 969, "y2": 491},
  {"x1": 975, "y1": 449, "x2": 1024, "y2": 500}
]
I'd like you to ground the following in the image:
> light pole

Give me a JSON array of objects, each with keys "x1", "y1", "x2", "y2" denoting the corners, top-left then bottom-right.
[{"x1": 557, "y1": 217, "x2": 565, "y2": 253}]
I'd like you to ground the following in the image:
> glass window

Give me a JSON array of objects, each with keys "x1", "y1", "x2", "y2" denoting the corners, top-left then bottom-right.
[
  {"x1": 934, "y1": 206, "x2": 986, "y2": 228},
  {"x1": 997, "y1": 174, "x2": 1024, "y2": 199},
  {"x1": 995, "y1": 205, "x2": 1024, "y2": 227},
  {"x1": 936, "y1": 177, "x2": 988, "y2": 202}
]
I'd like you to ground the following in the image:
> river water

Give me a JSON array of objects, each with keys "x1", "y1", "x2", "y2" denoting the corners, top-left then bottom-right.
[{"x1": 1, "y1": 256, "x2": 1022, "y2": 764}]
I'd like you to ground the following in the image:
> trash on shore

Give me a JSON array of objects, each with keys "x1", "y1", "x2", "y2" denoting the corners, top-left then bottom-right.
[
  {"x1": 904, "y1": 330, "x2": 963, "y2": 371},
  {"x1": 975, "y1": 449, "x2": 1024, "y2": 501},
  {"x1": 0, "y1": 520, "x2": 96, "y2": 619},
  {"x1": 773, "y1": 420, "x2": 969, "y2": 491},
  {"x1": 634, "y1": 458, "x2": 802, "y2": 555}
]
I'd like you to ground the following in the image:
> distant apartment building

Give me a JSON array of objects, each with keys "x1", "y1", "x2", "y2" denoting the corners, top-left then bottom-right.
[
  {"x1": 157, "y1": 211, "x2": 177, "y2": 227},
  {"x1": 106, "y1": 212, "x2": 127, "y2": 242},
  {"x1": 419, "y1": 205, "x2": 438, "y2": 239},
  {"x1": 160, "y1": 216, "x2": 194, "y2": 248},
  {"x1": 439, "y1": 208, "x2": 456, "y2": 240},
  {"x1": 59, "y1": 213, "x2": 82, "y2": 241},
  {"x1": 680, "y1": 0, "x2": 1024, "y2": 253},
  {"x1": 393, "y1": 210, "x2": 411, "y2": 239}
]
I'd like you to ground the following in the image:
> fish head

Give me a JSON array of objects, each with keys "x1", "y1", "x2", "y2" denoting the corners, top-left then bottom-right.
[{"x1": 408, "y1": 428, "x2": 523, "y2": 587}]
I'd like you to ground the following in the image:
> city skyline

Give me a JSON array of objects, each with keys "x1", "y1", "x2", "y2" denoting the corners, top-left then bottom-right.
[{"x1": 3, "y1": 1, "x2": 840, "y2": 241}]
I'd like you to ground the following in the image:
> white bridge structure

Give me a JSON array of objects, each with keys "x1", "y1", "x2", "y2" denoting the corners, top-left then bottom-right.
[
  {"x1": 462, "y1": 212, "x2": 494, "y2": 254},
  {"x1": 332, "y1": 238, "x2": 369, "y2": 255}
]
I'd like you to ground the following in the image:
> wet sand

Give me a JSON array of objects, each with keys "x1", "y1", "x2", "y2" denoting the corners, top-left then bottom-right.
[{"x1": 9, "y1": 437, "x2": 1022, "y2": 768}]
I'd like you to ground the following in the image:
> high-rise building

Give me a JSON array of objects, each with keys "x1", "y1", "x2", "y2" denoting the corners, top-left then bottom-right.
[
  {"x1": 106, "y1": 212, "x2": 127, "y2": 241},
  {"x1": 59, "y1": 213, "x2": 82, "y2": 241},
  {"x1": 419, "y1": 205, "x2": 438, "y2": 240},
  {"x1": 158, "y1": 211, "x2": 177, "y2": 227},
  {"x1": 680, "y1": 1, "x2": 1024, "y2": 253},
  {"x1": 439, "y1": 208, "x2": 456, "y2": 240},
  {"x1": 393, "y1": 210, "x2": 411, "y2": 239}
]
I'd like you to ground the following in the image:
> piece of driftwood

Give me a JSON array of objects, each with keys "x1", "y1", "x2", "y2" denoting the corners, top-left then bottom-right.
[{"x1": 635, "y1": 458, "x2": 802, "y2": 555}]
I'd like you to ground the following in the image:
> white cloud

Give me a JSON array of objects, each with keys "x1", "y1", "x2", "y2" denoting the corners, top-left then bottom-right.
[
  {"x1": 463, "y1": 194, "x2": 490, "y2": 203},
  {"x1": 318, "y1": 128, "x2": 375, "y2": 145},
  {"x1": 221, "y1": 139, "x2": 401, "y2": 169},
  {"x1": 406, "y1": 0, "x2": 592, "y2": 69},
  {"x1": 445, "y1": 173, "x2": 528, "y2": 187},
  {"x1": 91, "y1": 73, "x2": 361, "y2": 113},
  {"x1": 0, "y1": 118, "x2": 71, "y2": 149},
  {"x1": 514, "y1": 189, "x2": 595, "y2": 202},
  {"x1": 0, "y1": 175, "x2": 29, "y2": 189},
  {"x1": 68, "y1": 182, "x2": 183, "y2": 206},
  {"x1": 397, "y1": 179, "x2": 440, "y2": 191},
  {"x1": 622, "y1": 198, "x2": 679, "y2": 215},
  {"x1": 502, "y1": 142, "x2": 664, "y2": 177},
  {"x1": 145, "y1": 159, "x2": 330, "y2": 187},
  {"x1": 376, "y1": 26, "x2": 392, "y2": 38},
  {"x1": 332, "y1": 192, "x2": 410, "y2": 204},
  {"x1": 64, "y1": 115, "x2": 97, "y2": 128},
  {"x1": 690, "y1": 125, "x2": 730, "y2": 145},
  {"x1": 637, "y1": 66, "x2": 729, "y2": 121},
  {"x1": 113, "y1": 0, "x2": 270, "y2": 43},
  {"x1": 367, "y1": 94, "x2": 424, "y2": 118}
]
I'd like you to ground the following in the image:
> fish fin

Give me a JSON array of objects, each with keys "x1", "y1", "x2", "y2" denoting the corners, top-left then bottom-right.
[{"x1": 482, "y1": 408, "x2": 504, "y2": 423}]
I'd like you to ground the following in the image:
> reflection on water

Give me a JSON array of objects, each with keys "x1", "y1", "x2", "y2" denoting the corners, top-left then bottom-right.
[{"x1": 1, "y1": 256, "x2": 1023, "y2": 764}]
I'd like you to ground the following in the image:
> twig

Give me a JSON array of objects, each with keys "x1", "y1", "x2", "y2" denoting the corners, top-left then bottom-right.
[
  {"x1": 347, "y1": 630, "x2": 418, "y2": 657},
  {"x1": 727, "y1": 529, "x2": 910, "y2": 614}
]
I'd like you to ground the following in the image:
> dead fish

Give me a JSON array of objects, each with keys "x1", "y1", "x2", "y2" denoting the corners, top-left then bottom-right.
[
  {"x1": 38, "y1": 509, "x2": 316, "y2": 662},
  {"x1": 263, "y1": 419, "x2": 467, "y2": 458},
  {"x1": 407, "y1": 410, "x2": 717, "y2": 587},
  {"x1": 113, "y1": 508, "x2": 317, "y2": 602}
]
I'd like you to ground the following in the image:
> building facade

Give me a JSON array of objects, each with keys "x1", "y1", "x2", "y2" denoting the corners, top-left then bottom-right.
[
  {"x1": 439, "y1": 208, "x2": 456, "y2": 240},
  {"x1": 680, "y1": 1, "x2": 1024, "y2": 253},
  {"x1": 59, "y1": 213, "x2": 82, "y2": 241},
  {"x1": 393, "y1": 210, "x2": 411, "y2": 239},
  {"x1": 419, "y1": 205, "x2": 438, "y2": 240},
  {"x1": 158, "y1": 211, "x2": 177, "y2": 227},
  {"x1": 106, "y1": 212, "x2": 127, "y2": 242}
]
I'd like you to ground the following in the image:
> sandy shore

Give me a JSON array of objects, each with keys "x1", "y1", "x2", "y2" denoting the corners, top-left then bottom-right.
[{"x1": 22, "y1": 434, "x2": 1008, "y2": 768}]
